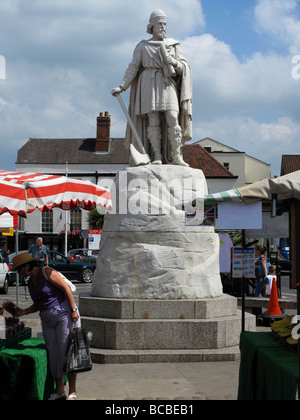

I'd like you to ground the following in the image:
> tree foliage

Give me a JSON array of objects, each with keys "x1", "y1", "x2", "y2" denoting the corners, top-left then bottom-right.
[{"x1": 87, "y1": 209, "x2": 105, "y2": 230}]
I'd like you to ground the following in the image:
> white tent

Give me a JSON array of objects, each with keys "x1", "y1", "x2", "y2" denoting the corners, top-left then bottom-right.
[{"x1": 238, "y1": 170, "x2": 300, "y2": 203}]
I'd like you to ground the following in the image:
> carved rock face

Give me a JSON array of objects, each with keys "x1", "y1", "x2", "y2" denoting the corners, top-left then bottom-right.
[{"x1": 91, "y1": 166, "x2": 223, "y2": 300}]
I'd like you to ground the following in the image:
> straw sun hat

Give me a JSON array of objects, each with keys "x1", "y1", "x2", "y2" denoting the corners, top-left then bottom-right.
[{"x1": 11, "y1": 252, "x2": 39, "y2": 271}]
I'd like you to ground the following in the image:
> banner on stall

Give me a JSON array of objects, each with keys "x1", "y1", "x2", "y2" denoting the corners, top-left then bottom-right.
[
  {"x1": 218, "y1": 201, "x2": 262, "y2": 230},
  {"x1": 0, "y1": 214, "x2": 18, "y2": 236},
  {"x1": 185, "y1": 207, "x2": 215, "y2": 226},
  {"x1": 0, "y1": 214, "x2": 18, "y2": 228}
]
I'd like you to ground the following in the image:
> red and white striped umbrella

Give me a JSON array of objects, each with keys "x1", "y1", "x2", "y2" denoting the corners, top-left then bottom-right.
[{"x1": 0, "y1": 170, "x2": 112, "y2": 217}]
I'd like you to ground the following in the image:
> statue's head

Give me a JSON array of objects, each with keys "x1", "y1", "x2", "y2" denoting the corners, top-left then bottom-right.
[{"x1": 147, "y1": 9, "x2": 167, "y2": 38}]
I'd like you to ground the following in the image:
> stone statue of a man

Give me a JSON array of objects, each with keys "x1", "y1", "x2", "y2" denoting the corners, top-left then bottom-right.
[{"x1": 112, "y1": 9, "x2": 192, "y2": 166}]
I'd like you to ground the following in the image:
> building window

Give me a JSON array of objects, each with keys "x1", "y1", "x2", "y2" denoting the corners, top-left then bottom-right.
[
  {"x1": 42, "y1": 210, "x2": 53, "y2": 233},
  {"x1": 70, "y1": 208, "x2": 82, "y2": 232},
  {"x1": 224, "y1": 163, "x2": 230, "y2": 170}
]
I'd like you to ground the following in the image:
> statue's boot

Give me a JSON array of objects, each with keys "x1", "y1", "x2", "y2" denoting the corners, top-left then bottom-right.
[
  {"x1": 147, "y1": 126, "x2": 162, "y2": 165},
  {"x1": 168, "y1": 126, "x2": 189, "y2": 167}
]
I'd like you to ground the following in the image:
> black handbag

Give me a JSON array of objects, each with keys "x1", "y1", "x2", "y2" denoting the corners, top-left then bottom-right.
[{"x1": 64, "y1": 328, "x2": 93, "y2": 375}]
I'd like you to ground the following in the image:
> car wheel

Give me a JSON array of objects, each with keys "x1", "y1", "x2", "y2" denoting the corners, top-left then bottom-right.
[
  {"x1": 81, "y1": 268, "x2": 94, "y2": 283},
  {"x1": 0, "y1": 276, "x2": 9, "y2": 294}
]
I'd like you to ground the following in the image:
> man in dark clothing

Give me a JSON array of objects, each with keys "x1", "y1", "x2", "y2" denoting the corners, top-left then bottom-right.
[{"x1": 29, "y1": 237, "x2": 50, "y2": 266}]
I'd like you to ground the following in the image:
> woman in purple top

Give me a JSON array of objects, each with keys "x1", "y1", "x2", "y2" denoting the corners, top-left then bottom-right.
[{"x1": 12, "y1": 252, "x2": 80, "y2": 400}]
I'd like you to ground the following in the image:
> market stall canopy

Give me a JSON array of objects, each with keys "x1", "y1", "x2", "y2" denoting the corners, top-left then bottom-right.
[
  {"x1": 180, "y1": 170, "x2": 300, "y2": 208},
  {"x1": 0, "y1": 170, "x2": 112, "y2": 217},
  {"x1": 238, "y1": 170, "x2": 300, "y2": 203},
  {"x1": 202, "y1": 189, "x2": 242, "y2": 207}
]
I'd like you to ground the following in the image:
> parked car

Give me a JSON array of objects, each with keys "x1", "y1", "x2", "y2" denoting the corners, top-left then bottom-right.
[
  {"x1": 7, "y1": 251, "x2": 28, "y2": 286},
  {"x1": 48, "y1": 251, "x2": 95, "y2": 283},
  {"x1": 277, "y1": 246, "x2": 292, "y2": 272},
  {"x1": 67, "y1": 248, "x2": 98, "y2": 264},
  {"x1": 8, "y1": 250, "x2": 96, "y2": 285},
  {"x1": 0, "y1": 253, "x2": 9, "y2": 294}
]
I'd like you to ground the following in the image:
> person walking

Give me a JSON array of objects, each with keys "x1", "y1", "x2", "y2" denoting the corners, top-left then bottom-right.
[
  {"x1": 265, "y1": 265, "x2": 277, "y2": 297},
  {"x1": 255, "y1": 245, "x2": 270, "y2": 298},
  {"x1": 12, "y1": 252, "x2": 80, "y2": 400},
  {"x1": 29, "y1": 237, "x2": 50, "y2": 267}
]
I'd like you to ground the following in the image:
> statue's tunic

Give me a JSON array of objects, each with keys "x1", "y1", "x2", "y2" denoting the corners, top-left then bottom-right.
[{"x1": 121, "y1": 40, "x2": 180, "y2": 115}]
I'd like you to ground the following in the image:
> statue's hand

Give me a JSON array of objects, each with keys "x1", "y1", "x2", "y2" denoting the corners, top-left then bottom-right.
[
  {"x1": 163, "y1": 54, "x2": 178, "y2": 68},
  {"x1": 111, "y1": 86, "x2": 124, "y2": 96}
]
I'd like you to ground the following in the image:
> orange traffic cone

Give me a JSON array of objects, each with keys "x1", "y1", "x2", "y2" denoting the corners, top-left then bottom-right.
[{"x1": 267, "y1": 279, "x2": 282, "y2": 316}]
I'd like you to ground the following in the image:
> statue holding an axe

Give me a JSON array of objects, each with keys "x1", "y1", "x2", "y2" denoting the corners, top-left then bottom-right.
[{"x1": 112, "y1": 9, "x2": 192, "y2": 167}]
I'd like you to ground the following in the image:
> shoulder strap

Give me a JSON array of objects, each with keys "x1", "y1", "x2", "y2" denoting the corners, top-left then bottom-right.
[
  {"x1": 42, "y1": 266, "x2": 76, "y2": 293},
  {"x1": 41, "y1": 266, "x2": 54, "y2": 281}
]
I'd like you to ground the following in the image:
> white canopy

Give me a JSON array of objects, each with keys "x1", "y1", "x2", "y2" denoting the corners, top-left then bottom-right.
[
  {"x1": 182, "y1": 170, "x2": 300, "y2": 208},
  {"x1": 238, "y1": 170, "x2": 300, "y2": 203}
]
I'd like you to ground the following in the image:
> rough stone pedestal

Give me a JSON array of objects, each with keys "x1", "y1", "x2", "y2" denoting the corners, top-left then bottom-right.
[{"x1": 91, "y1": 166, "x2": 223, "y2": 300}]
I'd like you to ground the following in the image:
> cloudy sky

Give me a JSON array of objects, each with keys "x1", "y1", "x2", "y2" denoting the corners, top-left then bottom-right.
[{"x1": 0, "y1": 0, "x2": 300, "y2": 176}]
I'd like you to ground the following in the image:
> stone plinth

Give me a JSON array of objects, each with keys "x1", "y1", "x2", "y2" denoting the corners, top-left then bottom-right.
[
  {"x1": 79, "y1": 293, "x2": 256, "y2": 363},
  {"x1": 91, "y1": 165, "x2": 223, "y2": 300}
]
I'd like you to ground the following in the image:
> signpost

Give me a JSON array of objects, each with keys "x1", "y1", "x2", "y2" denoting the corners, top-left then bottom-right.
[{"x1": 233, "y1": 245, "x2": 256, "y2": 332}]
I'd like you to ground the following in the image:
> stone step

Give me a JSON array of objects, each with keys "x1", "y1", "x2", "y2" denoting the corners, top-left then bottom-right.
[
  {"x1": 81, "y1": 311, "x2": 255, "y2": 351},
  {"x1": 79, "y1": 293, "x2": 238, "y2": 320},
  {"x1": 90, "y1": 347, "x2": 241, "y2": 364}
]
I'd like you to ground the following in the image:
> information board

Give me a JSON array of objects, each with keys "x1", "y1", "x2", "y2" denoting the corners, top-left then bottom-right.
[
  {"x1": 88, "y1": 229, "x2": 102, "y2": 250},
  {"x1": 232, "y1": 247, "x2": 256, "y2": 279}
]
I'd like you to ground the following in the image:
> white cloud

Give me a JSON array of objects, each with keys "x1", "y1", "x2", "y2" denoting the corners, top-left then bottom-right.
[
  {"x1": 254, "y1": 0, "x2": 300, "y2": 54},
  {"x1": 0, "y1": 1, "x2": 205, "y2": 138},
  {"x1": 181, "y1": 32, "x2": 299, "y2": 126},
  {"x1": 179, "y1": 1, "x2": 300, "y2": 176}
]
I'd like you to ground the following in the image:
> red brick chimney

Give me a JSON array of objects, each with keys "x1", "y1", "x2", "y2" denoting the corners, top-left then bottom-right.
[{"x1": 96, "y1": 111, "x2": 111, "y2": 152}]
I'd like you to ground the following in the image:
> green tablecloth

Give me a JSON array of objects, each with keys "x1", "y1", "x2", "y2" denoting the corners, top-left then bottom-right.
[
  {"x1": 0, "y1": 338, "x2": 54, "y2": 400},
  {"x1": 238, "y1": 332, "x2": 298, "y2": 400}
]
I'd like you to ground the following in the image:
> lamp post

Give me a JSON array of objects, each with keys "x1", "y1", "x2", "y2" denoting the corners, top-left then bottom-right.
[{"x1": 65, "y1": 162, "x2": 69, "y2": 256}]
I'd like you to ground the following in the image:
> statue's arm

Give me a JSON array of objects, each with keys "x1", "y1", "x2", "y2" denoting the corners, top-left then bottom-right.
[{"x1": 112, "y1": 43, "x2": 143, "y2": 96}]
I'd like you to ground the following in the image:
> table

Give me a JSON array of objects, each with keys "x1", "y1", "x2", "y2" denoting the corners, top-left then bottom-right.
[
  {"x1": 0, "y1": 337, "x2": 54, "y2": 400},
  {"x1": 238, "y1": 332, "x2": 298, "y2": 400}
]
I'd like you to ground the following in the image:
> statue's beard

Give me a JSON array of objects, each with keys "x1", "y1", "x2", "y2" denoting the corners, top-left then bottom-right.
[{"x1": 156, "y1": 30, "x2": 167, "y2": 40}]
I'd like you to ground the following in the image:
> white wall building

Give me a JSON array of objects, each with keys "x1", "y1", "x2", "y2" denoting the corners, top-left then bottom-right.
[{"x1": 195, "y1": 138, "x2": 271, "y2": 188}]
